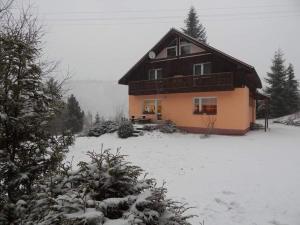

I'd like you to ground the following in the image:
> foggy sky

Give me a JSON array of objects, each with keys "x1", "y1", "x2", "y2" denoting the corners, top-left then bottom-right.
[{"x1": 16, "y1": 0, "x2": 300, "y2": 84}]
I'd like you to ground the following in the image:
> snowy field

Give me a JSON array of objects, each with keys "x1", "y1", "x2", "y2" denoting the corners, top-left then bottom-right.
[{"x1": 68, "y1": 122, "x2": 300, "y2": 225}]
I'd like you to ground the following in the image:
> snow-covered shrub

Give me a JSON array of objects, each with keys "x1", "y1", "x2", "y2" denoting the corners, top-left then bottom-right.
[
  {"x1": 159, "y1": 121, "x2": 177, "y2": 133},
  {"x1": 274, "y1": 112, "x2": 300, "y2": 126},
  {"x1": 17, "y1": 147, "x2": 192, "y2": 225},
  {"x1": 88, "y1": 120, "x2": 119, "y2": 137},
  {"x1": 118, "y1": 121, "x2": 134, "y2": 138},
  {"x1": 142, "y1": 124, "x2": 158, "y2": 131}
]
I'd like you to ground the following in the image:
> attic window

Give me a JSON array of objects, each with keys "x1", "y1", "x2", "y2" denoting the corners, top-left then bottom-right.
[
  {"x1": 166, "y1": 46, "x2": 177, "y2": 57},
  {"x1": 166, "y1": 38, "x2": 177, "y2": 57},
  {"x1": 180, "y1": 44, "x2": 191, "y2": 55},
  {"x1": 180, "y1": 38, "x2": 192, "y2": 55}
]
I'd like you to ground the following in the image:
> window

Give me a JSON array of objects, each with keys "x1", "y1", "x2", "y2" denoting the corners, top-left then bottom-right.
[
  {"x1": 180, "y1": 44, "x2": 191, "y2": 55},
  {"x1": 148, "y1": 69, "x2": 162, "y2": 80},
  {"x1": 193, "y1": 97, "x2": 217, "y2": 115},
  {"x1": 143, "y1": 99, "x2": 161, "y2": 114},
  {"x1": 166, "y1": 46, "x2": 177, "y2": 57},
  {"x1": 193, "y1": 63, "x2": 212, "y2": 75},
  {"x1": 179, "y1": 38, "x2": 192, "y2": 55}
]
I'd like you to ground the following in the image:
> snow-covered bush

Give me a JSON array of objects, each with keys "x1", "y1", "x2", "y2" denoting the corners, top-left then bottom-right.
[
  {"x1": 274, "y1": 112, "x2": 300, "y2": 126},
  {"x1": 88, "y1": 120, "x2": 119, "y2": 137},
  {"x1": 15, "y1": 147, "x2": 192, "y2": 225},
  {"x1": 118, "y1": 121, "x2": 134, "y2": 138},
  {"x1": 142, "y1": 124, "x2": 158, "y2": 132},
  {"x1": 159, "y1": 121, "x2": 177, "y2": 133}
]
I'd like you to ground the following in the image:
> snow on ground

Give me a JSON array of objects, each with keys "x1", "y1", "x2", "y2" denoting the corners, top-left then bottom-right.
[
  {"x1": 68, "y1": 122, "x2": 300, "y2": 225},
  {"x1": 274, "y1": 111, "x2": 300, "y2": 126}
]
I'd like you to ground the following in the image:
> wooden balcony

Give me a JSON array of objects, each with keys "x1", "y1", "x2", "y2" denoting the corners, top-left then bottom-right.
[{"x1": 129, "y1": 72, "x2": 234, "y2": 95}]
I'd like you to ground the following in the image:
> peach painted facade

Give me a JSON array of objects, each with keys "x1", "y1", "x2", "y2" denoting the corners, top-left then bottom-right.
[{"x1": 129, "y1": 87, "x2": 255, "y2": 134}]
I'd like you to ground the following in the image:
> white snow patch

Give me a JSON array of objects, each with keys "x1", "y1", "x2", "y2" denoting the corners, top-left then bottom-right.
[{"x1": 68, "y1": 122, "x2": 300, "y2": 225}]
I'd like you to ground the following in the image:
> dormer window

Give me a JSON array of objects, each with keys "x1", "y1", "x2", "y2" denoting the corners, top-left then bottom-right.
[{"x1": 148, "y1": 68, "x2": 162, "y2": 80}]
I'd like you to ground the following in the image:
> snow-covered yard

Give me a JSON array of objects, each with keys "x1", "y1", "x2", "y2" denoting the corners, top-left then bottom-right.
[{"x1": 68, "y1": 122, "x2": 300, "y2": 225}]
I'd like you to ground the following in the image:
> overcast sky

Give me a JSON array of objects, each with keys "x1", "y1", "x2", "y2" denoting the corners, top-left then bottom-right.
[{"x1": 16, "y1": 0, "x2": 300, "y2": 84}]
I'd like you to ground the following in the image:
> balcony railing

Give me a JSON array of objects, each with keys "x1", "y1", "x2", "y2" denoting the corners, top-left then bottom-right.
[{"x1": 129, "y1": 72, "x2": 234, "y2": 95}]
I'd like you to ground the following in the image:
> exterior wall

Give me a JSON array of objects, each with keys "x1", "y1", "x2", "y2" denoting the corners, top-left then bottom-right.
[
  {"x1": 249, "y1": 97, "x2": 256, "y2": 123},
  {"x1": 129, "y1": 87, "x2": 253, "y2": 134}
]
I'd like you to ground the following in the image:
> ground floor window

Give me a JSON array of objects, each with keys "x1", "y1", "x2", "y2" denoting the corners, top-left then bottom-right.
[
  {"x1": 143, "y1": 99, "x2": 161, "y2": 114},
  {"x1": 193, "y1": 97, "x2": 217, "y2": 115}
]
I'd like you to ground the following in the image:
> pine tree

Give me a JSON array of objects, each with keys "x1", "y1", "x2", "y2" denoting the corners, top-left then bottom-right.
[
  {"x1": 265, "y1": 50, "x2": 289, "y2": 118},
  {"x1": 0, "y1": 6, "x2": 73, "y2": 224},
  {"x1": 182, "y1": 6, "x2": 207, "y2": 42},
  {"x1": 63, "y1": 94, "x2": 85, "y2": 133},
  {"x1": 285, "y1": 64, "x2": 300, "y2": 114}
]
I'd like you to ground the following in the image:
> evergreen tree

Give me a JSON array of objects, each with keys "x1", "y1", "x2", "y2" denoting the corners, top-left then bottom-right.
[
  {"x1": 285, "y1": 64, "x2": 300, "y2": 114},
  {"x1": 182, "y1": 6, "x2": 207, "y2": 42},
  {"x1": 83, "y1": 111, "x2": 93, "y2": 131},
  {"x1": 95, "y1": 112, "x2": 101, "y2": 124},
  {"x1": 45, "y1": 78, "x2": 67, "y2": 135},
  {"x1": 0, "y1": 6, "x2": 73, "y2": 224},
  {"x1": 265, "y1": 50, "x2": 289, "y2": 118},
  {"x1": 63, "y1": 94, "x2": 85, "y2": 133},
  {"x1": 18, "y1": 148, "x2": 193, "y2": 225}
]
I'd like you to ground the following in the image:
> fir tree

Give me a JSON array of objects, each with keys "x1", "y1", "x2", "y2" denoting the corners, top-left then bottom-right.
[
  {"x1": 182, "y1": 6, "x2": 207, "y2": 42},
  {"x1": 265, "y1": 50, "x2": 289, "y2": 118},
  {"x1": 285, "y1": 64, "x2": 300, "y2": 114},
  {"x1": 83, "y1": 111, "x2": 93, "y2": 131},
  {"x1": 0, "y1": 6, "x2": 73, "y2": 224},
  {"x1": 45, "y1": 78, "x2": 67, "y2": 135},
  {"x1": 63, "y1": 94, "x2": 85, "y2": 133},
  {"x1": 95, "y1": 112, "x2": 101, "y2": 124},
  {"x1": 18, "y1": 148, "x2": 193, "y2": 225}
]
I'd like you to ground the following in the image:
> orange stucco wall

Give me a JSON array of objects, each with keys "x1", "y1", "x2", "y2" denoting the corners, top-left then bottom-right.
[
  {"x1": 129, "y1": 87, "x2": 254, "y2": 132},
  {"x1": 249, "y1": 97, "x2": 256, "y2": 123}
]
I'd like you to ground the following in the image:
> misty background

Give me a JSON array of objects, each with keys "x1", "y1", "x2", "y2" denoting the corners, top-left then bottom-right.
[{"x1": 14, "y1": 0, "x2": 300, "y2": 116}]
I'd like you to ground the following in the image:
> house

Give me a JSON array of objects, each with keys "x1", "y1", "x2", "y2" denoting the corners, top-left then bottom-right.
[{"x1": 118, "y1": 28, "x2": 266, "y2": 135}]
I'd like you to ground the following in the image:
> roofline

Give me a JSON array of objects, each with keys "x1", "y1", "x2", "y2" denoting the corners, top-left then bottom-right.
[
  {"x1": 119, "y1": 28, "x2": 262, "y2": 88},
  {"x1": 118, "y1": 29, "x2": 174, "y2": 85}
]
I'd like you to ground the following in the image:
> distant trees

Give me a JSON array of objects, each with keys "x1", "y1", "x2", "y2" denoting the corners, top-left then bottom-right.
[
  {"x1": 63, "y1": 94, "x2": 85, "y2": 133},
  {"x1": 285, "y1": 64, "x2": 300, "y2": 113},
  {"x1": 265, "y1": 49, "x2": 300, "y2": 118},
  {"x1": 95, "y1": 112, "x2": 101, "y2": 125},
  {"x1": 182, "y1": 6, "x2": 207, "y2": 42}
]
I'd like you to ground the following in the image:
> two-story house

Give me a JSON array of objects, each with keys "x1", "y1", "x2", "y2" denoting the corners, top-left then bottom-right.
[{"x1": 118, "y1": 28, "x2": 266, "y2": 135}]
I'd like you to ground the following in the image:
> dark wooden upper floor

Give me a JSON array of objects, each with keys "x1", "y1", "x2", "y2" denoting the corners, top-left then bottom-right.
[{"x1": 119, "y1": 28, "x2": 262, "y2": 96}]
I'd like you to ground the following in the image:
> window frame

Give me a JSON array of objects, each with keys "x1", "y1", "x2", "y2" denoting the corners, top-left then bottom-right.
[
  {"x1": 193, "y1": 97, "x2": 217, "y2": 115},
  {"x1": 142, "y1": 99, "x2": 161, "y2": 115},
  {"x1": 179, "y1": 43, "x2": 192, "y2": 55},
  {"x1": 166, "y1": 46, "x2": 177, "y2": 57},
  {"x1": 148, "y1": 68, "x2": 162, "y2": 80},
  {"x1": 193, "y1": 62, "x2": 212, "y2": 75}
]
